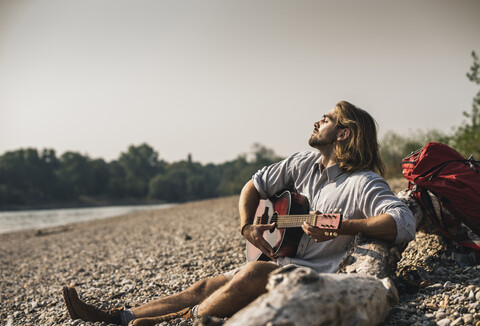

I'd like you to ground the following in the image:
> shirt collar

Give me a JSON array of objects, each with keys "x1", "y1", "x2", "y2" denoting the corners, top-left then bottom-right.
[{"x1": 314, "y1": 160, "x2": 343, "y2": 182}]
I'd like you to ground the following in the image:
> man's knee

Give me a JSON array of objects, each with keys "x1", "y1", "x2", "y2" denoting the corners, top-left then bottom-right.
[
  {"x1": 229, "y1": 262, "x2": 279, "y2": 292},
  {"x1": 189, "y1": 276, "x2": 227, "y2": 297}
]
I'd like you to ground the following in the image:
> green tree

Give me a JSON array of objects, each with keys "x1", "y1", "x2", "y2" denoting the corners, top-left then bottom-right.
[
  {"x1": 450, "y1": 51, "x2": 480, "y2": 158},
  {"x1": 0, "y1": 148, "x2": 60, "y2": 205},
  {"x1": 90, "y1": 158, "x2": 109, "y2": 195},
  {"x1": 56, "y1": 152, "x2": 94, "y2": 198},
  {"x1": 106, "y1": 160, "x2": 126, "y2": 198},
  {"x1": 118, "y1": 143, "x2": 161, "y2": 198},
  {"x1": 149, "y1": 167, "x2": 188, "y2": 202}
]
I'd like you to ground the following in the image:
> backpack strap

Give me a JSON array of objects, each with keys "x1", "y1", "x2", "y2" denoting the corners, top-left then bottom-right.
[{"x1": 410, "y1": 185, "x2": 480, "y2": 252}]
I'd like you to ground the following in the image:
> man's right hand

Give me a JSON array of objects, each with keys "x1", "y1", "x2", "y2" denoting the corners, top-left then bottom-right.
[{"x1": 242, "y1": 223, "x2": 277, "y2": 261}]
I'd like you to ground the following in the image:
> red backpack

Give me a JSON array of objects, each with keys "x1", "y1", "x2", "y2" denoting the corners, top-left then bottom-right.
[{"x1": 401, "y1": 142, "x2": 480, "y2": 251}]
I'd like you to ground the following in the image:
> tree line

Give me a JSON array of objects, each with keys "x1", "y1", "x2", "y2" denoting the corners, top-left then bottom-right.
[
  {"x1": 0, "y1": 143, "x2": 282, "y2": 208},
  {"x1": 1, "y1": 52, "x2": 478, "y2": 209}
]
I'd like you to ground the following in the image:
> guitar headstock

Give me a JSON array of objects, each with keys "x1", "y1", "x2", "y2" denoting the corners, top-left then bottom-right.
[{"x1": 314, "y1": 209, "x2": 342, "y2": 230}]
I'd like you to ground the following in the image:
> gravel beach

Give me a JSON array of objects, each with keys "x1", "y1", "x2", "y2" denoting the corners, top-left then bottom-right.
[{"x1": 1, "y1": 190, "x2": 480, "y2": 326}]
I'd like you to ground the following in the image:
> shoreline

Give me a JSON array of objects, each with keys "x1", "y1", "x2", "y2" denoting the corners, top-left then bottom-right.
[
  {"x1": 0, "y1": 202, "x2": 177, "y2": 236},
  {"x1": 0, "y1": 198, "x2": 171, "y2": 213}
]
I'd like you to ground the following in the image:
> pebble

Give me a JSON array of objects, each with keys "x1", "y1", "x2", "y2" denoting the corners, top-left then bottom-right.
[
  {"x1": 438, "y1": 318, "x2": 452, "y2": 326},
  {"x1": 437, "y1": 312, "x2": 449, "y2": 320},
  {"x1": 427, "y1": 283, "x2": 444, "y2": 291},
  {"x1": 464, "y1": 314, "x2": 473, "y2": 324},
  {"x1": 451, "y1": 317, "x2": 464, "y2": 326}
]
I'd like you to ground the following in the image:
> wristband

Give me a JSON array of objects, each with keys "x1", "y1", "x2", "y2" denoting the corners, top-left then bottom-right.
[{"x1": 240, "y1": 223, "x2": 252, "y2": 236}]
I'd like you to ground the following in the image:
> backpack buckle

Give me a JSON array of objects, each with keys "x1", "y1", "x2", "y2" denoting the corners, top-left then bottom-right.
[
  {"x1": 467, "y1": 154, "x2": 478, "y2": 173},
  {"x1": 410, "y1": 183, "x2": 417, "y2": 192}
]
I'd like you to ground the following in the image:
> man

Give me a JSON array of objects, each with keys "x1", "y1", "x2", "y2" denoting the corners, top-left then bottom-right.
[{"x1": 62, "y1": 101, "x2": 415, "y2": 326}]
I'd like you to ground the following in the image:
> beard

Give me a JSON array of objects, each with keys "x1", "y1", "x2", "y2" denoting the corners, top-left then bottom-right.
[{"x1": 308, "y1": 130, "x2": 337, "y2": 149}]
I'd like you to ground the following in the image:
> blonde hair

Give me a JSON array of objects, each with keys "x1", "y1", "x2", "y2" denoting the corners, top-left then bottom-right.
[{"x1": 334, "y1": 101, "x2": 385, "y2": 176}]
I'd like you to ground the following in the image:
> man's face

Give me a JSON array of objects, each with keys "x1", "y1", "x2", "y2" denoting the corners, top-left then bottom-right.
[{"x1": 308, "y1": 107, "x2": 340, "y2": 149}]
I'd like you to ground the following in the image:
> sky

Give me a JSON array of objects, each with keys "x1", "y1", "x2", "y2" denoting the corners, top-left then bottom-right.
[{"x1": 1, "y1": 0, "x2": 479, "y2": 164}]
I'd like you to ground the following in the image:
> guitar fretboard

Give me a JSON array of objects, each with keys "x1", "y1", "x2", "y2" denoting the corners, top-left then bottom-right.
[
  {"x1": 254, "y1": 213, "x2": 341, "y2": 229},
  {"x1": 274, "y1": 215, "x2": 315, "y2": 228}
]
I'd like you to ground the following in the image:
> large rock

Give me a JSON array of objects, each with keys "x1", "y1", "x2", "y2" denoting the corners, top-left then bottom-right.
[{"x1": 225, "y1": 265, "x2": 398, "y2": 326}]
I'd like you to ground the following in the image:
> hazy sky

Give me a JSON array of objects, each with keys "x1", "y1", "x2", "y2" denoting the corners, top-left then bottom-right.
[{"x1": 1, "y1": 0, "x2": 479, "y2": 164}]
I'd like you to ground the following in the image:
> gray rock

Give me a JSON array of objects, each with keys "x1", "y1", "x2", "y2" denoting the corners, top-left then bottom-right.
[
  {"x1": 437, "y1": 318, "x2": 451, "y2": 326},
  {"x1": 444, "y1": 281, "x2": 454, "y2": 289},
  {"x1": 427, "y1": 283, "x2": 444, "y2": 291},
  {"x1": 463, "y1": 314, "x2": 473, "y2": 324},
  {"x1": 437, "y1": 312, "x2": 448, "y2": 320},
  {"x1": 451, "y1": 317, "x2": 464, "y2": 326},
  {"x1": 469, "y1": 291, "x2": 475, "y2": 300}
]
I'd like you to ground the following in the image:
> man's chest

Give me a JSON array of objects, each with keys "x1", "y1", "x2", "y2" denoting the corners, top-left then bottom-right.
[{"x1": 293, "y1": 172, "x2": 360, "y2": 220}]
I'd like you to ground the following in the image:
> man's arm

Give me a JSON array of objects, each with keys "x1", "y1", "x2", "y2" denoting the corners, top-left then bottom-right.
[
  {"x1": 302, "y1": 213, "x2": 397, "y2": 242},
  {"x1": 238, "y1": 180, "x2": 276, "y2": 261},
  {"x1": 303, "y1": 174, "x2": 415, "y2": 244}
]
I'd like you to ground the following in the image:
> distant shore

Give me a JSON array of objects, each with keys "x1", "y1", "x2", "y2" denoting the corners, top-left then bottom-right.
[{"x1": 0, "y1": 197, "x2": 170, "y2": 212}]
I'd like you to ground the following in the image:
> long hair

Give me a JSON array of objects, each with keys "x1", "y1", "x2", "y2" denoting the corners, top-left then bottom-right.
[{"x1": 334, "y1": 101, "x2": 385, "y2": 176}]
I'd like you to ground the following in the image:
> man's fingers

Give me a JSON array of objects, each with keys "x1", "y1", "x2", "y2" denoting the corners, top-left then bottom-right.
[
  {"x1": 258, "y1": 223, "x2": 276, "y2": 231},
  {"x1": 247, "y1": 224, "x2": 276, "y2": 260},
  {"x1": 302, "y1": 222, "x2": 315, "y2": 235},
  {"x1": 255, "y1": 236, "x2": 275, "y2": 260}
]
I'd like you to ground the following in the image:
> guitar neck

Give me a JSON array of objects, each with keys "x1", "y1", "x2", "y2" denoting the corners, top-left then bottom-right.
[
  {"x1": 273, "y1": 214, "x2": 315, "y2": 228},
  {"x1": 274, "y1": 214, "x2": 342, "y2": 230}
]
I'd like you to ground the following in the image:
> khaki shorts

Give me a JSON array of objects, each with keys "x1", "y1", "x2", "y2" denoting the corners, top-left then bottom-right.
[{"x1": 222, "y1": 261, "x2": 284, "y2": 281}]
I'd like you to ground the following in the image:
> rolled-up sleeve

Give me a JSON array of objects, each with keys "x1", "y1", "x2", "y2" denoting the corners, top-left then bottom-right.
[{"x1": 359, "y1": 174, "x2": 416, "y2": 244}]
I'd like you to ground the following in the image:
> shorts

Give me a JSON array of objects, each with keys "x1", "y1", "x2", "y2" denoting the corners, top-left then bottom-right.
[{"x1": 222, "y1": 261, "x2": 288, "y2": 281}]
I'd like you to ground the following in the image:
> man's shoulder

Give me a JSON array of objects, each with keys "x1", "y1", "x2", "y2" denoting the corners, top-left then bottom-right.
[
  {"x1": 348, "y1": 170, "x2": 387, "y2": 185},
  {"x1": 288, "y1": 150, "x2": 321, "y2": 162}
]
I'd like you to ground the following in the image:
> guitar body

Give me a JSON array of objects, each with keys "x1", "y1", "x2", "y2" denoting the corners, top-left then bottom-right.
[{"x1": 246, "y1": 191, "x2": 310, "y2": 262}]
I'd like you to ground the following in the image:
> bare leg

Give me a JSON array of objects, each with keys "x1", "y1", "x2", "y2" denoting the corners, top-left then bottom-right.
[
  {"x1": 197, "y1": 261, "x2": 279, "y2": 317},
  {"x1": 132, "y1": 275, "x2": 227, "y2": 318}
]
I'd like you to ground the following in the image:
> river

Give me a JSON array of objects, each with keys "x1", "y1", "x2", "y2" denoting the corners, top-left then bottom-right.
[{"x1": 0, "y1": 203, "x2": 175, "y2": 234}]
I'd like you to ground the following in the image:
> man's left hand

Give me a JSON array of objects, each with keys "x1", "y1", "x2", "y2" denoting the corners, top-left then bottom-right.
[{"x1": 302, "y1": 221, "x2": 338, "y2": 242}]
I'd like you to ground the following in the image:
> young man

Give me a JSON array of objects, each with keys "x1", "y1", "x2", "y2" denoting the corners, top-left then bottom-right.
[{"x1": 63, "y1": 101, "x2": 415, "y2": 326}]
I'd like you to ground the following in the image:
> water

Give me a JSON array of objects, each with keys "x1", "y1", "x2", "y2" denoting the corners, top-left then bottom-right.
[{"x1": 0, "y1": 203, "x2": 175, "y2": 234}]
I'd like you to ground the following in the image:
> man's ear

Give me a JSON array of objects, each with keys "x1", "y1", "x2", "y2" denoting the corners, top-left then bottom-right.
[{"x1": 337, "y1": 128, "x2": 350, "y2": 141}]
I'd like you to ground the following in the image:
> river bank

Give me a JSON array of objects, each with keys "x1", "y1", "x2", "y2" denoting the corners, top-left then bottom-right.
[
  {"x1": 1, "y1": 193, "x2": 479, "y2": 326},
  {"x1": 0, "y1": 203, "x2": 175, "y2": 234}
]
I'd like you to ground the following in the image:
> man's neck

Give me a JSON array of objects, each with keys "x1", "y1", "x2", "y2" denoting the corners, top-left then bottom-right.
[
  {"x1": 321, "y1": 156, "x2": 337, "y2": 170},
  {"x1": 318, "y1": 147, "x2": 338, "y2": 169}
]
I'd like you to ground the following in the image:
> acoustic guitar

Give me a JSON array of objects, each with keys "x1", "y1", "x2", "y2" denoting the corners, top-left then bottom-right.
[{"x1": 245, "y1": 190, "x2": 342, "y2": 262}]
